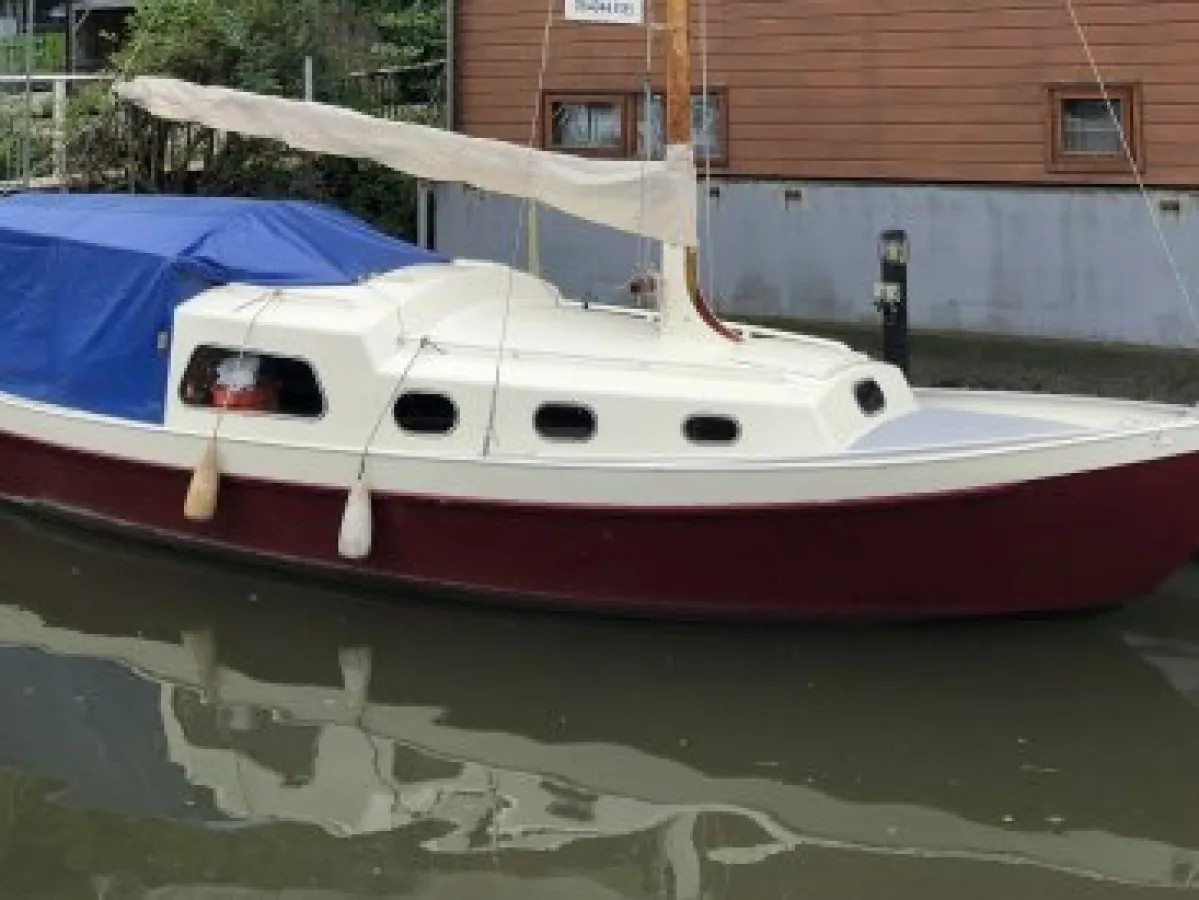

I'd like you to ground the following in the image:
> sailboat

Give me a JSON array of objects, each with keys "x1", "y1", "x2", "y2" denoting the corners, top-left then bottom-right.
[{"x1": 0, "y1": 3, "x2": 1196, "y2": 620}]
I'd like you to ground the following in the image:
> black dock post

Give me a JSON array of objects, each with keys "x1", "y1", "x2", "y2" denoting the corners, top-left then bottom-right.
[{"x1": 874, "y1": 228, "x2": 910, "y2": 377}]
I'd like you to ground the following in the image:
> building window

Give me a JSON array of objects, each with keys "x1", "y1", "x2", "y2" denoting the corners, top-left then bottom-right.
[
  {"x1": 1047, "y1": 84, "x2": 1140, "y2": 174},
  {"x1": 534, "y1": 402, "x2": 596, "y2": 442},
  {"x1": 543, "y1": 93, "x2": 629, "y2": 156},
  {"x1": 395, "y1": 391, "x2": 458, "y2": 435},
  {"x1": 637, "y1": 89, "x2": 727, "y2": 165},
  {"x1": 179, "y1": 346, "x2": 324, "y2": 417}
]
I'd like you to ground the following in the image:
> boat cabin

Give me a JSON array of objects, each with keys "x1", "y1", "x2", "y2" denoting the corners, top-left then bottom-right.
[
  {"x1": 0, "y1": 191, "x2": 916, "y2": 464},
  {"x1": 162, "y1": 259, "x2": 917, "y2": 461}
]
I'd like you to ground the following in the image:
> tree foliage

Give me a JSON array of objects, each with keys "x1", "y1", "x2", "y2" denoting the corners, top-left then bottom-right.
[
  {"x1": 112, "y1": 0, "x2": 379, "y2": 96},
  {"x1": 368, "y1": 0, "x2": 446, "y2": 99},
  {"x1": 57, "y1": 0, "x2": 445, "y2": 239}
]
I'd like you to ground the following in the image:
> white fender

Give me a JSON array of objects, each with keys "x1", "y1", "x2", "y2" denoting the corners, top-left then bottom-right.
[
  {"x1": 184, "y1": 440, "x2": 219, "y2": 522},
  {"x1": 338, "y1": 475, "x2": 373, "y2": 560}
]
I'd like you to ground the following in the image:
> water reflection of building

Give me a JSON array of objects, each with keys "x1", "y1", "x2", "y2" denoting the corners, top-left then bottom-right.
[
  {"x1": 3, "y1": 597, "x2": 1199, "y2": 894},
  {"x1": 6, "y1": 507, "x2": 1199, "y2": 896},
  {"x1": 0, "y1": 647, "x2": 223, "y2": 824},
  {"x1": 163, "y1": 677, "x2": 717, "y2": 860}
]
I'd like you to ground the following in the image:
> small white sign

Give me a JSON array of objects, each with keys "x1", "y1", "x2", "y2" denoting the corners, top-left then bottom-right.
[{"x1": 565, "y1": 0, "x2": 644, "y2": 25}]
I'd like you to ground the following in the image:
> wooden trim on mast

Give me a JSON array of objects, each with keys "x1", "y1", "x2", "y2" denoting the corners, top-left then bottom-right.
[{"x1": 664, "y1": 0, "x2": 741, "y2": 342}]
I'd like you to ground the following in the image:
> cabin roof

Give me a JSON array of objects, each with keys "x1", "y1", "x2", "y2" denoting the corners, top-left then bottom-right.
[{"x1": 179, "y1": 283, "x2": 403, "y2": 337}]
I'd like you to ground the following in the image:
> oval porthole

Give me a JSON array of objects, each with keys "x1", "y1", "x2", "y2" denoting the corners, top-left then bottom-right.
[
  {"x1": 395, "y1": 391, "x2": 458, "y2": 435},
  {"x1": 854, "y1": 379, "x2": 886, "y2": 416},
  {"x1": 684, "y1": 414, "x2": 740, "y2": 445},
  {"x1": 535, "y1": 402, "x2": 596, "y2": 442}
]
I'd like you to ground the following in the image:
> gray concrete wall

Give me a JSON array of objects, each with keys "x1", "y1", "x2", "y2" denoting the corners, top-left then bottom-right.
[{"x1": 434, "y1": 180, "x2": 1199, "y2": 348}]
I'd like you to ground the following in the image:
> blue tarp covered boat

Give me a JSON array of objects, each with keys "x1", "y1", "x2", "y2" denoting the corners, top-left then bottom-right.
[{"x1": 0, "y1": 192, "x2": 443, "y2": 423}]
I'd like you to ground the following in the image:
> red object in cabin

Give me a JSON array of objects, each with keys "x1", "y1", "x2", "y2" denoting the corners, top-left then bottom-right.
[{"x1": 211, "y1": 382, "x2": 280, "y2": 411}]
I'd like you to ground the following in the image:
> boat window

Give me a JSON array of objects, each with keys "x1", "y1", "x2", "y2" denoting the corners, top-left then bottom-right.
[
  {"x1": 179, "y1": 345, "x2": 325, "y2": 418},
  {"x1": 535, "y1": 402, "x2": 596, "y2": 442},
  {"x1": 395, "y1": 391, "x2": 458, "y2": 435},
  {"x1": 854, "y1": 379, "x2": 886, "y2": 416},
  {"x1": 683, "y1": 414, "x2": 740, "y2": 445}
]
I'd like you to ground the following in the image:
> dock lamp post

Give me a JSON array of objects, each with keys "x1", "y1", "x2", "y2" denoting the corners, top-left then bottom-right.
[{"x1": 873, "y1": 228, "x2": 910, "y2": 377}]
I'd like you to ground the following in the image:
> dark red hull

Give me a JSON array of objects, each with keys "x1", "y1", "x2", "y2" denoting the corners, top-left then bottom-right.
[{"x1": 3, "y1": 426, "x2": 1199, "y2": 620}]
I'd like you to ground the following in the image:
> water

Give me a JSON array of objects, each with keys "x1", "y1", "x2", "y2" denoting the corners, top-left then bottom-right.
[{"x1": 0, "y1": 508, "x2": 1198, "y2": 898}]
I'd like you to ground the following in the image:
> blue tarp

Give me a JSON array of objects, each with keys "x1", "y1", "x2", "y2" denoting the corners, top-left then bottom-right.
[{"x1": 0, "y1": 192, "x2": 445, "y2": 423}]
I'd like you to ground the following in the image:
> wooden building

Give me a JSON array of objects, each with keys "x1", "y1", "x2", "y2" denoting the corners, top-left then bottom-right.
[{"x1": 433, "y1": 0, "x2": 1199, "y2": 347}]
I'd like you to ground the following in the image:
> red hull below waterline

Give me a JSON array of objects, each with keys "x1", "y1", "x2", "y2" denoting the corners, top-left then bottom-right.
[{"x1": 3, "y1": 427, "x2": 1199, "y2": 621}]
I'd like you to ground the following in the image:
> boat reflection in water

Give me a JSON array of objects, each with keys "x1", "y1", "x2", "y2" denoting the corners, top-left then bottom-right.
[{"x1": 1, "y1": 510, "x2": 1199, "y2": 897}]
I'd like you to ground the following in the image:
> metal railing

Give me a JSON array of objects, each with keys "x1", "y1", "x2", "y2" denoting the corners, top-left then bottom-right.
[
  {"x1": 0, "y1": 62, "x2": 447, "y2": 185},
  {"x1": 0, "y1": 32, "x2": 67, "y2": 75},
  {"x1": 0, "y1": 72, "x2": 113, "y2": 186}
]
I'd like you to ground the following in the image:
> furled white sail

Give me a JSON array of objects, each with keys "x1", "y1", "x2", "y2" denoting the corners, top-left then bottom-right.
[{"x1": 113, "y1": 76, "x2": 698, "y2": 247}]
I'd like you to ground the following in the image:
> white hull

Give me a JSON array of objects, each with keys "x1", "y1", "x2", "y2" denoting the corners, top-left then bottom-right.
[{"x1": 3, "y1": 376, "x2": 1198, "y2": 508}]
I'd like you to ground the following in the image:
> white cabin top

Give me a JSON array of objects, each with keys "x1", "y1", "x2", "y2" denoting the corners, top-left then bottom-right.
[{"x1": 163, "y1": 260, "x2": 917, "y2": 461}]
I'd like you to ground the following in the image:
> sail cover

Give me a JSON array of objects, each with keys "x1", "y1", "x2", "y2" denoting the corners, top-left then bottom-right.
[
  {"x1": 114, "y1": 76, "x2": 699, "y2": 248},
  {"x1": 0, "y1": 192, "x2": 443, "y2": 424}
]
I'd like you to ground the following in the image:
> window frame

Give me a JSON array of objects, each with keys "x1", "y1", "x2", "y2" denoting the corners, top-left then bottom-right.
[
  {"x1": 1046, "y1": 82, "x2": 1142, "y2": 175},
  {"x1": 177, "y1": 344, "x2": 328, "y2": 421},
  {"x1": 635, "y1": 86, "x2": 730, "y2": 167},
  {"x1": 541, "y1": 91, "x2": 633, "y2": 158}
]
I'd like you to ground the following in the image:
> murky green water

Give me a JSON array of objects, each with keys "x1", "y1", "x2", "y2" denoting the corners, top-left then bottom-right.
[{"x1": 0, "y1": 508, "x2": 1197, "y2": 897}]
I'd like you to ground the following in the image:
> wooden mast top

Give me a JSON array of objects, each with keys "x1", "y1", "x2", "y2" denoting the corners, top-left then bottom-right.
[
  {"x1": 664, "y1": 0, "x2": 741, "y2": 341},
  {"x1": 664, "y1": 0, "x2": 693, "y2": 154}
]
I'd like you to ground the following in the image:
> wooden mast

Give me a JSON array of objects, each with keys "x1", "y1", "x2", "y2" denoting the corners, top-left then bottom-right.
[{"x1": 664, "y1": 0, "x2": 741, "y2": 341}]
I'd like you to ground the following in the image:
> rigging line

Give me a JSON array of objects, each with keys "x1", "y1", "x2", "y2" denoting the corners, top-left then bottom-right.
[
  {"x1": 634, "y1": 4, "x2": 654, "y2": 279},
  {"x1": 354, "y1": 336, "x2": 430, "y2": 480},
  {"x1": 209, "y1": 287, "x2": 284, "y2": 444},
  {"x1": 1063, "y1": 0, "x2": 1199, "y2": 343},
  {"x1": 699, "y1": 0, "x2": 717, "y2": 306},
  {"x1": 482, "y1": 0, "x2": 556, "y2": 457}
]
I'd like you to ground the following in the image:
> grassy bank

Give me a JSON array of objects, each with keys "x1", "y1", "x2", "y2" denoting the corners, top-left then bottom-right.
[{"x1": 741, "y1": 316, "x2": 1199, "y2": 406}]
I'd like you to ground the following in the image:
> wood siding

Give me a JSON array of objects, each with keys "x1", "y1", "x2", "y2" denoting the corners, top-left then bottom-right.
[{"x1": 454, "y1": 0, "x2": 1199, "y2": 186}]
